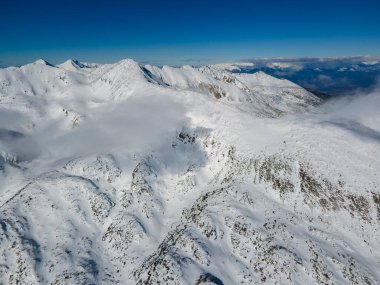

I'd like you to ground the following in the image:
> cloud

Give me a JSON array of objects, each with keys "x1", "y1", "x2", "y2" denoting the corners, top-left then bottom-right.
[
  {"x1": 0, "y1": 129, "x2": 41, "y2": 162},
  {"x1": 238, "y1": 56, "x2": 380, "y2": 75},
  {"x1": 236, "y1": 56, "x2": 380, "y2": 95},
  {"x1": 313, "y1": 84, "x2": 380, "y2": 142},
  {"x1": 32, "y1": 94, "x2": 189, "y2": 160},
  {"x1": 0, "y1": 108, "x2": 28, "y2": 130}
]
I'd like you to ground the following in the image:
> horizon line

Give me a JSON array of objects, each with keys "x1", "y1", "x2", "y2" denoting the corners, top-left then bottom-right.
[{"x1": 1, "y1": 54, "x2": 380, "y2": 69}]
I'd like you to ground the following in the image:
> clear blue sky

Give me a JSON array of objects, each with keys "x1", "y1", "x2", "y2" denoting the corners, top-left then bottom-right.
[{"x1": 0, "y1": 0, "x2": 379, "y2": 66}]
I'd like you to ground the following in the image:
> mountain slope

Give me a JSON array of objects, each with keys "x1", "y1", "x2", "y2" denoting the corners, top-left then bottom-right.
[{"x1": 0, "y1": 59, "x2": 378, "y2": 285}]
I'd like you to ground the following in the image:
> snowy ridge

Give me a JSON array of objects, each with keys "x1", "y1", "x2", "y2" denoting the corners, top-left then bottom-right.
[
  {"x1": 0, "y1": 59, "x2": 379, "y2": 285},
  {"x1": 57, "y1": 59, "x2": 101, "y2": 73},
  {"x1": 207, "y1": 62, "x2": 255, "y2": 72}
]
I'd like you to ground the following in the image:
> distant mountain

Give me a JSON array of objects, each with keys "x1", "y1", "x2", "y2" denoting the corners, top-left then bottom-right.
[
  {"x1": 220, "y1": 56, "x2": 380, "y2": 96},
  {"x1": 57, "y1": 59, "x2": 101, "y2": 72},
  {"x1": 0, "y1": 59, "x2": 379, "y2": 285}
]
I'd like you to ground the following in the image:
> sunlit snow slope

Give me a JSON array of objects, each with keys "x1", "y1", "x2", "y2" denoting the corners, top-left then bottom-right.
[{"x1": 0, "y1": 59, "x2": 379, "y2": 285}]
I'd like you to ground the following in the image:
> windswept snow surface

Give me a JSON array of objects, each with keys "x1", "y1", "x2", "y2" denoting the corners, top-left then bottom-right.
[{"x1": 0, "y1": 59, "x2": 379, "y2": 285}]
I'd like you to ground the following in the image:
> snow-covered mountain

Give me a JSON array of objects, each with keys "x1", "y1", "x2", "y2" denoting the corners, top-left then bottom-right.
[
  {"x1": 228, "y1": 56, "x2": 380, "y2": 96},
  {"x1": 0, "y1": 59, "x2": 379, "y2": 285}
]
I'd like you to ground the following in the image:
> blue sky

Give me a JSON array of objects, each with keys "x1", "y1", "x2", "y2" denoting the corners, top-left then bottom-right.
[{"x1": 0, "y1": 0, "x2": 379, "y2": 66}]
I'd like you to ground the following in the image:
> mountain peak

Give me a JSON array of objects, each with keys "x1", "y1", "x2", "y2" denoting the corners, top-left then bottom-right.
[
  {"x1": 117, "y1": 58, "x2": 139, "y2": 66},
  {"x1": 32, "y1": 59, "x2": 54, "y2": 66},
  {"x1": 57, "y1": 59, "x2": 89, "y2": 72},
  {"x1": 68, "y1": 59, "x2": 84, "y2": 67}
]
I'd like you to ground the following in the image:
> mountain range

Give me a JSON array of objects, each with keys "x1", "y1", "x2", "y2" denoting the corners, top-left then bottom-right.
[
  {"x1": 0, "y1": 58, "x2": 379, "y2": 285},
  {"x1": 223, "y1": 56, "x2": 380, "y2": 96}
]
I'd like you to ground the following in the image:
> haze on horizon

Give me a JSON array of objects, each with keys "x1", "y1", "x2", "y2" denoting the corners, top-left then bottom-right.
[{"x1": 0, "y1": 0, "x2": 379, "y2": 67}]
